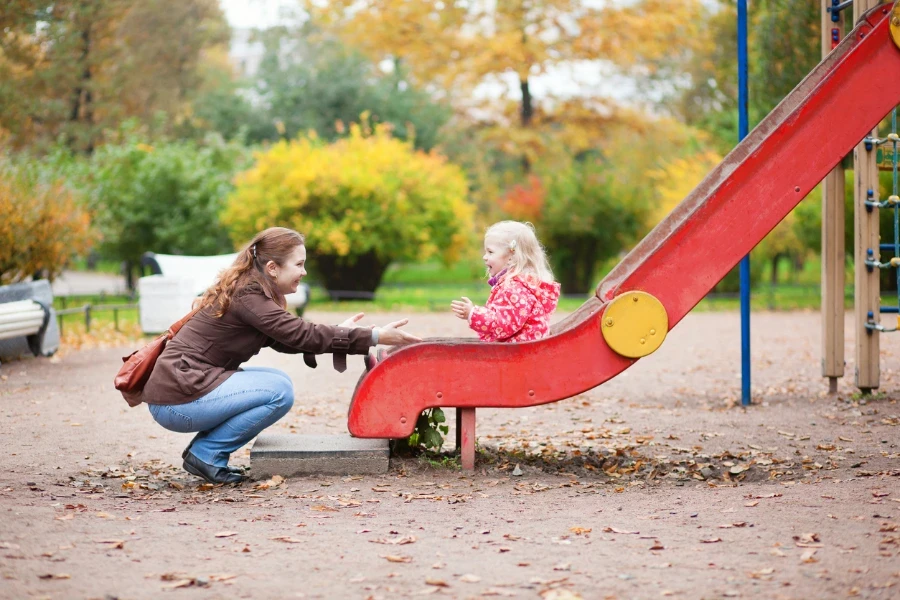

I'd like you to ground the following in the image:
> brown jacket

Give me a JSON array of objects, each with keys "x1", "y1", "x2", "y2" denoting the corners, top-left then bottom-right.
[{"x1": 142, "y1": 283, "x2": 374, "y2": 405}]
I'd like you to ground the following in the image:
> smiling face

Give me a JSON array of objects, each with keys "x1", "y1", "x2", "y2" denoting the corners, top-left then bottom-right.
[
  {"x1": 483, "y1": 234, "x2": 512, "y2": 277},
  {"x1": 267, "y1": 244, "x2": 307, "y2": 295}
]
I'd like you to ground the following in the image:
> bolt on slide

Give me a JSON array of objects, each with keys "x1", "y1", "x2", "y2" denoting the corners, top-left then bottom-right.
[{"x1": 349, "y1": 2, "x2": 900, "y2": 440}]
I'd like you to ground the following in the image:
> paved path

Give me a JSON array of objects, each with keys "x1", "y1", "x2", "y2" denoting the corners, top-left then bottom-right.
[{"x1": 0, "y1": 310, "x2": 898, "y2": 599}]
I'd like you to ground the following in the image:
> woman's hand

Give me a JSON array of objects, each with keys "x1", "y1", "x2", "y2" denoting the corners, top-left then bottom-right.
[
  {"x1": 338, "y1": 312, "x2": 366, "y2": 328},
  {"x1": 450, "y1": 297, "x2": 474, "y2": 320},
  {"x1": 376, "y1": 319, "x2": 422, "y2": 347}
]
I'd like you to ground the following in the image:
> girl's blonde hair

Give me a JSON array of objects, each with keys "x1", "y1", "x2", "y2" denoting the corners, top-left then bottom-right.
[
  {"x1": 198, "y1": 227, "x2": 305, "y2": 317},
  {"x1": 485, "y1": 220, "x2": 554, "y2": 283}
]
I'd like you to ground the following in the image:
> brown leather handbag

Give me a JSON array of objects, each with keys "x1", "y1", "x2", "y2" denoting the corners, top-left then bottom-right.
[{"x1": 114, "y1": 307, "x2": 200, "y2": 407}]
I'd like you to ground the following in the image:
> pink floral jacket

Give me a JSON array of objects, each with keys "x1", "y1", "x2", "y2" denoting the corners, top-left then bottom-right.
[{"x1": 468, "y1": 274, "x2": 561, "y2": 342}]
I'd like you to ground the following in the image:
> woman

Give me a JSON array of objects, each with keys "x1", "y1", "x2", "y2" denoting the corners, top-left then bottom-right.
[{"x1": 142, "y1": 227, "x2": 420, "y2": 483}]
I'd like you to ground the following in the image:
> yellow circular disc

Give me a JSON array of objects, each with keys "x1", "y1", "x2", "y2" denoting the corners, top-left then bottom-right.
[
  {"x1": 600, "y1": 291, "x2": 668, "y2": 358},
  {"x1": 893, "y1": 3, "x2": 900, "y2": 50}
]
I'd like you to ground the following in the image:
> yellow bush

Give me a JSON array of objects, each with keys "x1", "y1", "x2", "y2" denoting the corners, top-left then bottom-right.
[
  {"x1": 0, "y1": 170, "x2": 94, "y2": 284},
  {"x1": 224, "y1": 123, "x2": 473, "y2": 291}
]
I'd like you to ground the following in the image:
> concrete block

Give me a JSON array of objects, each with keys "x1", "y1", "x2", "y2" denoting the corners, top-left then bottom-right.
[{"x1": 250, "y1": 434, "x2": 389, "y2": 478}]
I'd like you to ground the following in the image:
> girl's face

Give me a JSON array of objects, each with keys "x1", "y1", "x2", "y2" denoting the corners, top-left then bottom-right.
[
  {"x1": 268, "y1": 244, "x2": 307, "y2": 295},
  {"x1": 483, "y1": 235, "x2": 512, "y2": 277}
]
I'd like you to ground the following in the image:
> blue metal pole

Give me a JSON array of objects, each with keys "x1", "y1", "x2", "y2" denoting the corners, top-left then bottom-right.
[{"x1": 738, "y1": 0, "x2": 751, "y2": 406}]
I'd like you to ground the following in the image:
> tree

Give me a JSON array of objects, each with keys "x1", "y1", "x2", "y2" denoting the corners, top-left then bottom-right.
[
  {"x1": 0, "y1": 0, "x2": 228, "y2": 153},
  {"x1": 248, "y1": 27, "x2": 451, "y2": 150},
  {"x1": 83, "y1": 131, "x2": 249, "y2": 288},
  {"x1": 222, "y1": 123, "x2": 474, "y2": 294},
  {"x1": 306, "y1": 0, "x2": 712, "y2": 172}
]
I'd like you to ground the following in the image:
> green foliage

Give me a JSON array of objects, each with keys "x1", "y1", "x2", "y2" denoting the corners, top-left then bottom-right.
[
  {"x1": 243, "y1": 27, "x2": 451, "y2": 150},
  {"x1": 81, "y1": 129, "x2": 250, "y2": 270},
  {"x1": 223, "y1": 124, "x2": 474, "y2": 293},
  {"x1": 541, "y1": 153, "x2": 651, "y2": 294},
  {"x1": 408, "y1": 408, "x2": 449, "y2": 450}
]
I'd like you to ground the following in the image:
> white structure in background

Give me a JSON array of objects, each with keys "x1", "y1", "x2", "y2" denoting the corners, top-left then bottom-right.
[{"x1": 139, "y1": 253, "x2": 309, "y2": 334}]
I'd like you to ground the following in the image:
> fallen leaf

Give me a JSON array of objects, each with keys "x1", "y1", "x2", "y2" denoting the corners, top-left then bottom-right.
[
  {"x1": 459, "y1": 574, "x2": 481, "y2": 583},
  {"x1": 370, "y1": 535, "x2": 417, "y2": 545},
  {"x1": 382, "y1": 555, "x2": 412, "y2": 563},
  {"x1": 483, "y1": 588, "x2": 517, "y2": 597},
  {"x1": 649, "y1": 542, "x2": 665, "y2": 551},
  {"x1": 602, "y1": 527, "x2": 638, "y2": 535},
  {"x1": 270, "y1": 536, "x2": 303, "y2": 543},
  {"x1": 801, "y1": 549, "x2": 818, "y2": 563},
  {"x1": 793, "y1": 533, "x2": 821, "y2": 547},
  {"x1": 748, "y1": 567, "x2": 775, "y2": 579},
  {"x1": 425, "y1": 578, "x2": 449, "y2": 587},
  {"x1": 700, "y1": 537, "x2": 722, "y2": 543},
  {"x1": 37, "y1": 573, "x2": 71, "y2": 580},
  {"x1": 162, "y1": 579, "x2": 197, "y2": 589},
  {"x1": 553, "y1": 563, "x2": 572, "y2": 571},
  {"x1": 539, "y1": 590, "x2": 583, "y2": 600},
  {"x1": 744, "y1": 501, "x2": 759, "y2": 507},
  {"x1": 95, "y1": 539, "x2": 125, "y2": 549},
  {"x1": 569, "y1": 527, "x2": 592, "y2": 535},
  {"x1": 214, "y1": 531, "x2": 237, "y2": 538}
]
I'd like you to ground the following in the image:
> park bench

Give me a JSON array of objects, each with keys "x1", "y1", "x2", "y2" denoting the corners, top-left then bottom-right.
[
  {"x1": 139, "y1": 252, "x2": 310, "y2": 333},
  {"x1": 0, "y1": 279, "x2": 60, "y2": 368}
]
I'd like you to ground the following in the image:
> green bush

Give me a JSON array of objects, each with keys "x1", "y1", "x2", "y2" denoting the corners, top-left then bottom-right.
[{"x1": 82, "y1": 131, "x2": 250, "y2": 285}]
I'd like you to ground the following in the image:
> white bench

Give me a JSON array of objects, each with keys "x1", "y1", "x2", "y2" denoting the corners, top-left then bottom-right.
[
  {"x1": 0, "y1": 299, "x2": 52, "y2": 367},
  {"x1": 139, "y1": 252, "x2": 310, "y2": 334}
]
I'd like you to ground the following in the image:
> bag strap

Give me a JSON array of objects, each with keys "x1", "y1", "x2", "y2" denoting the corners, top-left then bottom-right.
[{"x1": 167, "y1": 306, "x2": 202, "y2": 339}]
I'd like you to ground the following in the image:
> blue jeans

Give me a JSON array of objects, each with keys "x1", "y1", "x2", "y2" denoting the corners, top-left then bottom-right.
[{"x1": 147, "y1": 367, "x2": 294, "y2": 467}]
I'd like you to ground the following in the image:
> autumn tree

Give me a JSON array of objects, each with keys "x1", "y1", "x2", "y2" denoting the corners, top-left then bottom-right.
[
  {"x1": 305, "y1": 0, "x2": 712, "y2": 172},
  {"x1": 0, "y1": 0, "x2": 228, "y2": 153}
]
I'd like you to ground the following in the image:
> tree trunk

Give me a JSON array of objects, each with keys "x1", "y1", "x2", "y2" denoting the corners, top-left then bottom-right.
[
  {"x1": 68, "y1": 23, "x2": 94, "y2": 154},
  {"x1": 520, "y1": 77, "x2": 533, "y2": 173}
]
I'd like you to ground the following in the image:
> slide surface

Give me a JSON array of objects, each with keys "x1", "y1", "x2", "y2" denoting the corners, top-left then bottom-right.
[{"x1": 349, "y1": 3, "x2": 900, "y2": 439}]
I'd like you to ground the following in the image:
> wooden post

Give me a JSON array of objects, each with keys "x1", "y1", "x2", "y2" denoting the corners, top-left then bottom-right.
[
  {"x1": 458, "y1": 408, "x2": 475, "y2": 470},
  {"x1": 821, "y1": 0, "x2": 846, "y2": 394},
  {"x1": 853, "y1": 0, "x2": 882, "y2": 392}
]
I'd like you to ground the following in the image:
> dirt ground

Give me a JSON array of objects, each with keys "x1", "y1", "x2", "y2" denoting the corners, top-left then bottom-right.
[{"x1": 1, "y1": 309, "x2": 898, "y2": 600}]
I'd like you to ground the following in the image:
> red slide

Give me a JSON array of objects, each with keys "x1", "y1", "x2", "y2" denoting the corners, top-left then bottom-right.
[{"x1": 348, "y1": 3, "x2": 900, "y2": 439}]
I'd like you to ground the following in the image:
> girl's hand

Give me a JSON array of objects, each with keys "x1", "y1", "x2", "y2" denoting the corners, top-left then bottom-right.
[
  {"x1": 338, "y1": 312, "x2": 366, "y2": 328},
  {"x1": 376, "y1": 319, "x2": 422, "y2": 347},
  {"x1": 450, "y1": 297, "x2": 474, "y2": 320}
]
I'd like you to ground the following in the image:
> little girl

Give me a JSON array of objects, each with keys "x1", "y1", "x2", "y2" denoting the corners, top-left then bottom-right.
[{"x1": 451, "y1": 221, "x2": 560, "y2": 342}]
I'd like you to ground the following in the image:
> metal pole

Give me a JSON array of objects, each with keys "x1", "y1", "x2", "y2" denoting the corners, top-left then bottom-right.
[{"x1": 738, "y1": 0, "x2": 751, "y2": 406}]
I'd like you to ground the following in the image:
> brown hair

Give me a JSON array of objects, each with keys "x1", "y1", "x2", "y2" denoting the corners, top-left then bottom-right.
[{"x1": 198, "y1": 227, "x2": 305, "y2": 317}]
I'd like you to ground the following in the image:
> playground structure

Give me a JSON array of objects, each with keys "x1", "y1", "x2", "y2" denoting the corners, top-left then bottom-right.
[
  {"x1": 348, "y1": 2, "x2": 900, "y2": 469},
  {"x1": 821, "y1": 0, "x2": 900, "y2": 394}
]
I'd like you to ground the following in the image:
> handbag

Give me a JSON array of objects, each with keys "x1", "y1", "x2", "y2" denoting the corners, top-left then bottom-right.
[{"x1": 114, "y1": 306, "x2": 201, "y2": 407}]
